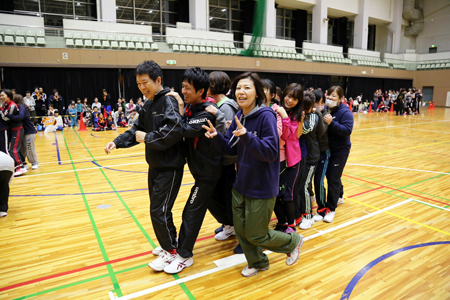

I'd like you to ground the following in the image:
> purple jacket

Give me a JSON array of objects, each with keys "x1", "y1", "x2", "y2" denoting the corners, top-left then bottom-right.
[{"x1": 211, "y1": 105, "x2": 280, "y2": 199}]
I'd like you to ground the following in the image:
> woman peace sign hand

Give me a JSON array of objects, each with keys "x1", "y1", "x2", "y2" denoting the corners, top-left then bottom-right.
[
  {"x1": 233, "y1": 116, "x2": 247, "y2": 137},
  {"x1": 202, "y1": 120, "x2": 217, "y2": 139}
]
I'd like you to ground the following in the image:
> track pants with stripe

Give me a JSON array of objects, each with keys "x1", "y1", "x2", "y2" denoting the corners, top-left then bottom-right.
[
  {"x1": 9, "y1": 128, "x2": 24, "y2": 169},
  {"x1": 298, "y1": 160, "x2": 319, "y2": 219},
  {"x1": 325, "y1": 154, "x2": 349, "y2": 212},
  {"x1": 178, "y1": 177, "x2": 219, "y2": 258},
  {"x1": 148, "y1": 167, "x2": 184, "y2": 252},
  {"x1": 0, "y1": 130, "x2": 8, "y2": 154},
  {"x1": 314, "y1": 150, "x2": 331, "y2": 210},
  {"x1": 294, "y1": 158, "x2": 306, "y2": 220}
]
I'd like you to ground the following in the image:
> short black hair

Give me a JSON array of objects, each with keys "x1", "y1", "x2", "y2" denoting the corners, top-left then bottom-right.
[
  {"x1": 1, "y1": 89, "x2": 13, "y2": 100},
  {"x1": 261, "y1": 79, "x2": 276, "y2": 95},
  {"x1": 135, "y1": 60, "x2": 164, "y2": 86},
  {"x1": 313, "y1": 89, "x2": 324, "y2": 103},
  {"x1": 183, "y1": 67, "x2": 210, "y2": 99},
  {"x1": 25, "y1": 90, "x2": 30, "y2": 94},
  {"x1": 303, "y1": 91, "x2": 316, "y2": 113}
]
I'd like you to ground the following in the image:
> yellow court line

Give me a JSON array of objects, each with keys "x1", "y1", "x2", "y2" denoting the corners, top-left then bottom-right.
[
  {"x1": 346, "y1": 196, "x2": 450, "y2": 237},
  {"x1": 348, "y1": 139, "x2": 450, "y2": 161}
]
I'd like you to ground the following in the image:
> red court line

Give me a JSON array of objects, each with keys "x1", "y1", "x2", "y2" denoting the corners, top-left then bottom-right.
[
  {"x1": 0, "y1": 190, "x2": 372, "y2": 292},
  {"x1": 343, "y1": 174, "x2": 450, "y2": 206},
  {"x1": 348, "y1": 186, "x2": 384, "y2": 197}
]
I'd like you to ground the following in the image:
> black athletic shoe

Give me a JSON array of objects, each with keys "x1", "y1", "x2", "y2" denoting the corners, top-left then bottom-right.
[
  {"x1": 234, "y1": 244, "x2": 244, "y2": 254},
  {"x1": 274, "y1": 223, "x2": 286, "y2": 232},
  {"x1": 215, "y1": 224, "x2": 225, "y2": 234}
]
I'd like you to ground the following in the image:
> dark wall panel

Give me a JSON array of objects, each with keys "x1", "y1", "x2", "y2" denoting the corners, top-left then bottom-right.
[{"x1": 2, "y1": 67, "x2": 120, "y2": 107}]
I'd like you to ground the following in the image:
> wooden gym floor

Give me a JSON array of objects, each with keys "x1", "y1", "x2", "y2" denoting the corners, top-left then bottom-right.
[{"x1": 1, "y1": 108, "x2": 450, "y2": 300}]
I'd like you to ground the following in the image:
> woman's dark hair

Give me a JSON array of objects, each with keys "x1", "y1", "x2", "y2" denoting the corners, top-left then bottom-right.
[
  {"x1": 303, "y1": 91, "x2": 316, "y2": 113},
  {"x1": 1, "y1": 89, "x2": 13, "y2": 100},
  {"x1": 13, "y1": 94, "x2": 24, "y2": 106},
  {"x1": 313, "y1": 89, "x2": 324, "y2": 103},
  {"x1": 183, "y1": 67, "x2": 210, "y2": 99},
  {"x1": 231, "y1": 72, "x2": 266, "y2": 107},
  {"x1": 261, "y1": 79, "x2": 276, "y2": 95},
  {"x1": 327, "y1": 86, "x2": 345, "y2": 99},
  {"x1": 261, "y1": 79, "x2": 278, "y2": 104},
  {"x1": 282, "y1": 83, "x2": 304, "y2": 121},
  {"x1": 135, "y1": 60, "x2": 164, "y2": 85},
  {"x1": 276, "y1": 86, "x2": 283, "y2": 101},
  {"x1": 209, "y1": 71, "x2": 230, "y2": 95}
]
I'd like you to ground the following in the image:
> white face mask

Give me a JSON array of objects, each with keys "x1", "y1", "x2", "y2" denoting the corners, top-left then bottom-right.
[{"x1": 326, "y1": 99, "x2": 337, "y2": 108}]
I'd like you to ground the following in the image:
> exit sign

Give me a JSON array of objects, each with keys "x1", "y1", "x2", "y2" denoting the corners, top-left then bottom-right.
[{"x1": 166, "y1": 60, "x2": 176, "y2": 65}]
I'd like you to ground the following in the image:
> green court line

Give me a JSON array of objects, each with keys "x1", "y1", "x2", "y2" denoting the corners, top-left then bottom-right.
[
  {"x1": 13, "y1": 274, "x2": 110, "y2": 300},
  {"x1": 445, "y1": 205, "x2": 450, "y2": 208},
  {"x1": 62, "y1": 131, "x2": 123, "y2": 297},
  {"x1": 344, "y1": 170, "x2": 450, "y2": 203},
  {"x1": 16, "y1": 175, "x2": 443, "y2": 300},
  {"x1": 73, "y1": 130, "x2": 196, "y2": 300}
]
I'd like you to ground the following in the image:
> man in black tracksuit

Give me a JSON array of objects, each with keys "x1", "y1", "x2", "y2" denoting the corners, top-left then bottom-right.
[
  {"x1": 162, "y1": 67, "x2": 225, "y2": 274},
  {"x1": 104, "y1": 61, "x2": 185, "y2": 269}
]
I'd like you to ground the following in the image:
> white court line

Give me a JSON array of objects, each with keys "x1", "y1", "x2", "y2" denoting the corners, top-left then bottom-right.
[
  {"x1": 109, "y1": 199, "x2": 412, "y2": 300},
  {"x1": 352, "y1": 120, "x2": 450, "y2": 131},
  {"x1": 409, "y1": 128, "x2": 450, "y2": 135},
  {"x1": 346, "y1": 163, "x2": 450, "y2": 175},
  {"x1": 38, "y1": 152, "x2": 144, "y2": 166},
  {"x1": 14, "y1": 162, "x2": 145, "y2": 178},
  {"x1": 412, "y1": 199, "x2": 450, "y2": 212}
]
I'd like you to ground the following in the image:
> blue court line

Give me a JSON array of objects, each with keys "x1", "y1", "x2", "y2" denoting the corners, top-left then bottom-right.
[
  {"x1": 90, "y1": 133, "x2": 111, "y2": 138},
  {"x1": 10, "y1": 183, "x2": 194, "y2": 197},
  {"x1": 58, "y1": 155, "x2": 145, "y2": 166},
  {"x1": 91, "y1": 161, "x2": 147, "y2": 173},
  {"x1": 340, "y1": 241, "x2": 450, "y2": 300},
  {"x1": 54, "y1": 131, "x2": 61, "y2": 165}
]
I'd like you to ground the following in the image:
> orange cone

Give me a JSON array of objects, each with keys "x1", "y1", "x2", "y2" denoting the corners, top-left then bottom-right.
[
  {"x1": 78, "y1": 112, "x2": 87, "y2": 131},
  {"x1": 390, "y1": 103, "x2": 394, "y2": 112},
  {"x1": 104, "y1": 109, "x2": 108, "y2": 119},
  {"x1": 431, "y1": 101, "x2": 435, "y2": 109},
  {"x1": 368, "y1": 103, "x2": 373, "y2": 113},
  {"x1": 428, "y1": 102, "x2": 431, "y2": 110}
]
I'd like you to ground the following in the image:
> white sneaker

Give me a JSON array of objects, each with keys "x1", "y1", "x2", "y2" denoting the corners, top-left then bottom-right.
[
  {"x1": 338, "y1": 197, "x2": 345, "y2": 204},
  {"x1": 299, "y1": 218, "x2": 314, "y2": 230},
  {"x1": 148, "y1": 250, "x2": 177, "y2": 271},
  {"x1": 313, "y1": 213, "x2": 324, "y2": 222},
  {"x1": 23, "y1": 164, "x2": 29, "y2": 170},
  {"x1": 286, "y1": 234, "x2": 304, "y2": 266},
  {"x1": 31, "y1": 163, "x2": 39, "y2": 170},
  {"x1": 214, "y1": 225, "x2": 236, "y2": 241},
  {"x1": 164, "y1": 254, "x2": 193, "y2": 274},
  {"x1": 0, "y1": 212, "x2": 7, "y2": 217},
  {"x1": 14, "y1": 168, "x2": 24, "y2": 177},
  {"x1": 241, "y1": 265, "x2": 270, "y2": 277},
  {"x1": 152, "y1": 246, "x2": 163, "y2": 256},
  {"x1": 323, "y1": 211, "x2": 335, "y2": 223},
  {"x1": 21, "y1": 167, "x2": 28, "y2": 174}
]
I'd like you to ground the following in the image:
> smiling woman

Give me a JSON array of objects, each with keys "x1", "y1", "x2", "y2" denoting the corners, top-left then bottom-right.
[{"x1": 203, "y1": 72, "x2": 304, "y2": 278}]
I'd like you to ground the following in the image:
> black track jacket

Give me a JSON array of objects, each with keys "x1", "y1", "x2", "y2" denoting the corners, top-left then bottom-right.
[
  {"x1": 113, "y1": 88, "x2": 185, "y2": 170},
  {"x1": 182, "y1": 101, "x2": 225, "y2": 182}
]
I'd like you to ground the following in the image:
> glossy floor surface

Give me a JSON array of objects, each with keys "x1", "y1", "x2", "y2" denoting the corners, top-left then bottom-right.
[{"x1": 1, "y1": 108, "x2": 450, "y2": 300}]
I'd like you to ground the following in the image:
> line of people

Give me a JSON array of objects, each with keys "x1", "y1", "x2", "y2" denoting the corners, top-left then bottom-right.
[
  {"x1": 0, "y1": 91, "x2": 40, "y2": 177},
  {"x1": 105, "y1": 60, "x2": 354, "y2": 277}
]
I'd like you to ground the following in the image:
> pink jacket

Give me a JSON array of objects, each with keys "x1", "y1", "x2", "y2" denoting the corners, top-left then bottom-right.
[
  {"x1": 271, "y1": 104, "x2": 286, "y2": 162},
  {"x1": 281, "y1": 117, "x2": 301, "y2": 167}
]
